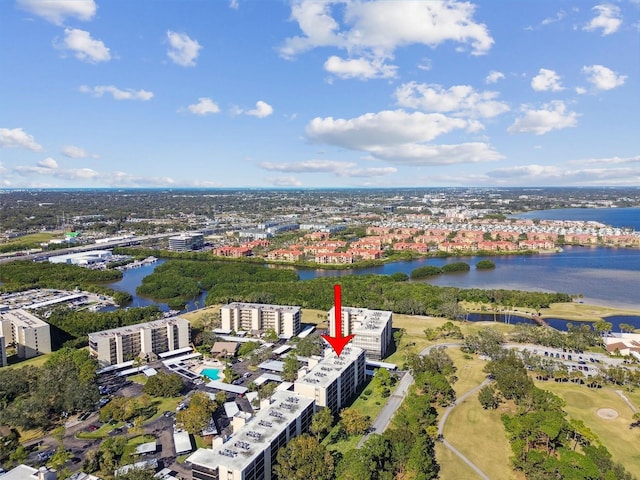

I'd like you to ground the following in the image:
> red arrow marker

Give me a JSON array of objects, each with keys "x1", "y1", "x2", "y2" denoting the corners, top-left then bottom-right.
[{"x1": 322, "y1": 284, "x2": 355, "y2": 357}]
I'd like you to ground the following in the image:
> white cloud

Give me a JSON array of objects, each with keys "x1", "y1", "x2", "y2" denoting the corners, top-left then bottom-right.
[
  {"x1": 79, "y1": 85, "x2": 153, "y2": 101},
  {"x1": 366, "y1": 142, "x2": 504, "y2": 165},
  {"x1": 575, "y1": 86, "x2": 587, "y2": 95},
  {"x1": 59, "y1": 28, "x2": 111, "y2": 63},
  {"x1": 61, "y1": 145, "x2": 98, "y2": 159},
  {"x1": 485, "y1": 163, "x2": 640, "y2": 186},
  {"x1": 187, "y1": 97, "x2": 220, "y2": 115},
  {"x1": 485, "y1": 70, "x2": 505, "y2": 84},
  {"x1": 0, "y1": 127, "x2": 43, "y2": 151},
  {"x1": 280, "y1": 0, "x2": 494, "y2": 73},
  {"x1": 417, "y1": 58, "x2": 432, "y2": 71},
  {"x1": 541, "y1": 9, "x2": 567, "y2": 26},
  {"x1": 508, "y1": 101, "x2": 579, "y2": 135},
  {"x1": 324, "y1": 55, "x2": 397, "y2": 80},
  {"x1": 268, "y1": 176, "x2": 303, "y2": 187},
  {"x1": 307, "y1": 110, "x2": 469, "y2": 150},
  {"x1": 261, "y1": 160, "x2": 356, "y2": 173},
  {"x1": 229, "y1": 0, "x2": 239, "y2": 9},
  {"x1": 166, "y1": 31, "x2": 202, "y2": 67},
  {"x1": 567, "y1": 155, "x2": 640, "y2": 166},
  {"x1": 584, "y1": 4, "x2": 622, "y2": 35},
  {"x1": 582, "y1": 64, "x2": 627, "y2": 90},
  {"x1": 17, "y1": 0, "x2": 96, "y2": 25},
  {"x1": 531, "y1": 68, "x2": 564, "y2": 92},
  {"x1": 394, "y1": 82, "x2": 509, "y2": 118},
  {"x1": 37, "y1": 157, "x2": 58, "y2": 169},
  {"x1": 246, "y1": 101, "x2": 274, "y2": 118}
]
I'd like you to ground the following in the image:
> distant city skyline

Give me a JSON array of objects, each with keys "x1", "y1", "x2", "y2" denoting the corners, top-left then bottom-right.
[{"x1": 1, "y1": 0, "x2": 638, "y2": 188}]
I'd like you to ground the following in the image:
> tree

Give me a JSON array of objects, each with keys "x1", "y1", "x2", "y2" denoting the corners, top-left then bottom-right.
[
  {"x1": 238, "y1": 341, "x2": 261, "y2": 357},
  {"x1": 282, "y1": 355, "x2": 301, "y2": 382},
  {"x1": 142, "y1": 371, "x2": 184, "y2": 397},
  {"x1": 273, "y1": 434, "x2": 334, "y2": 480},
  {"x1": 114, "y1": 467, "x2": 157, "y2": 479},
  {"x1": 310, "y1": 407, "x2": 333, "y2": 439},
  {"x1": 619, "y1": 323, "x2": 635, "y2": 334},
  {"x1": 176, "y1": 392, "x2": 217, "y2": 434},
  {"x1": 478, "y1": 385, "x2": 500, "y2": 410},
  {"x1": 340, "y1": 408, "x2": 371, "y2": 436},
  {"x1": 263, "y1": 328, "x2": 279, "y2": 342},
  {"x1": 258, "y1": 382, "x2": 277, "y2": 400},
  {"x1": 593, "y1": 320, "x2": 612, "y2": 336}
]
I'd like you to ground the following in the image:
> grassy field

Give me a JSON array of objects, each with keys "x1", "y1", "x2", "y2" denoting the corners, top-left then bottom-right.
[
  {"x1": 535, "y1": 381, "x2": 640, "y2": 478},
  {"x1": 5, "y1": 352, "x2": 52, "y2": 369},
  {"x1": 443, "y1": 392, "x2": 518, "y2": 480},
  {"x1": 435, "y1": 443, "x2": 485, "y2": 480},
  {"x1": 0, "y1": 232, "x2": 59, "y2": 251}
]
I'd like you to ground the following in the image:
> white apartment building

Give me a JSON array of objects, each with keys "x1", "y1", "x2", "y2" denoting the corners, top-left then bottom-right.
[
  {"x1": 88, "y1": 317, "x2": 191, "y2": 366},
  {"x1": 0, "y1": 309, "x2": 52, "y2": 360},
  {"x1": 294, "y1": 346, "x2": 367, "y2": 415},
  {"x1": 328, "y1": 307, "x2": 393, "y2": 360},
  {"x1": 169, "y1": 233, "x2": 204, "y2": 252},
  {"x1": 187, "y1": 391, "x2": 315, "y2": 480},
  {"x1": 221, "y1": 303, "x2": 301, "y2": 338},
  {"x1": 0, "y1": 335, "x2": 7, "y2": 367}
]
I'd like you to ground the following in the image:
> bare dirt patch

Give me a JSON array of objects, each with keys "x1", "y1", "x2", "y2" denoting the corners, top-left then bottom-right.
[{"x1": 596, "y1": 408, "x2": 619, "y2": 420}]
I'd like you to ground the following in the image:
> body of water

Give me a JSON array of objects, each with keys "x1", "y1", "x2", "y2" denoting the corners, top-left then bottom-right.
[
  {"x1": 464, "y1": 313, "x2": 640, "y2": 332},
  {"x1": 513, "y1": 207, "x2": 640, "y2": 230}
]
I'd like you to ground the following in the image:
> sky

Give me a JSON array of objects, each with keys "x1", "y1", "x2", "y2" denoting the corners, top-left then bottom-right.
[{"x1": 0, "y1": 0, "x2": 639, "y2": 188}]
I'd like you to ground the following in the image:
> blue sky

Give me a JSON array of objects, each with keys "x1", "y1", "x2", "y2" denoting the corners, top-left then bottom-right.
[{"x1": 1, "y1": 0, "x2": 638, "y2": 188}]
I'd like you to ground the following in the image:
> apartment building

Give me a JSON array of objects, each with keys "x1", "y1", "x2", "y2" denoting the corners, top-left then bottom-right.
[
  {"x1": 294, "y1": 346, "x2": 367, "y2": 415},
  {"x1": 328, "y1": 307, "x2": 393, "y2": 360},
  {"x1": 169, "y1": 232, "x2": 204, "y2": 252},
  {"x1": 187, "y1": 391, "x2": 315, "y2": 480},
  {"x1": 0, "y1": 335, "x2": 6, "y2": 367},
  {"x1": 88, "y1": 317, "x2": 190, "y2": 366},
  {"x1": 221, "y1": 303, "x2": 301, "y2": 338},
  {"x1": 0, "y1": 309, "x2": 52, "y2": 360}
]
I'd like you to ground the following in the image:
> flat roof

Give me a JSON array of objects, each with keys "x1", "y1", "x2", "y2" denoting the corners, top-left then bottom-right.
[
  {"x1": 366, "y1": 360, "x2": 397, "y2": 370},
  {"x1": 97, "y1": 360, "x2": 134, "y2": 375},
  {"x1": 186, "y1": 391, "x2": 314, "y2": 473},
  {"x1": 158, "y1": 347, "x2": 193, "y2": 358},
  {"x1": 143, "y1": 367, "x2": 158, "y2": 377},
  {"x1": 275, "y1": 381, "x2": 293, "y2": 392},
  {"x1": 89, "y1": 316, "x2": 189, "y2": 339},
  {"x1": 162, "y1": 352, "x2": 201, "y2": 365},
  {"x1": 115, "y1": 459, "x2": 158, "y2": 476},
  {"x1": 294, "y1": 346, "x2": 365, "y2": 391},
  {"x1": 0, "y1": 465, "x2": 38, "y2": 480},
  {"x1": 174, "y1": 430, "x2": 193, "y2": 455},
  {"x1": 224, "y1": 401, "x2": 240, "y2": 418},
  {"x1": 222, "y1": 302, "x2": 301, "y2": 314},
  {"x1": 254, "y1": 373, "x2": 282, "y2": 386},
  {"x1": 272, "y1": 345, "x2": 292, "y2": 355},
  {"x1": 135, "y1": 441, "x2": 157, "y2": 455},
  {"x1": 206, "y1": 380, "x2": 248, "y2": 394},
  {"x1": 258, "y1": 360, "x2": 284, "y2": 372},
  {"x1": 0, "y1": 309, "x2": 49, "y2": 329},
  {"x1": 329, "y1": 306, "x2": 392, "y2": 337},
  {"x1": 297, "y1": 326, "x2": 315, "y2": 338},
  {"x1": 23, "y1": 293, "x2": 87, "y2": 310}
]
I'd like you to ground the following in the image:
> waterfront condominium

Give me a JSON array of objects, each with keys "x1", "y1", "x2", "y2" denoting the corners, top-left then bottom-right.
[
  {"x1": 328, "y1": 306, "x2": 393, "y2": 360},
  {"x1": 0, "y1": 309, "x2": 52, "y2": 361},
  {"x1": 88, "y1": 317, "x2": 191, "y2": 366},
  {"x1": 220, "y1": 302, "x2": 301, "y2": 338},
  {"x1": 186, "y1": 390, "x2": 315, "y2": 480},
  {"x1": 294, "y1": 345, "x2": 367, "y2": 415}
]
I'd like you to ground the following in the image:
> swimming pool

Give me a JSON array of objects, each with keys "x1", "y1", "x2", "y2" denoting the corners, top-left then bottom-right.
[{"x1": 201, "y1": 368, "x2": 222, "y2": 380}]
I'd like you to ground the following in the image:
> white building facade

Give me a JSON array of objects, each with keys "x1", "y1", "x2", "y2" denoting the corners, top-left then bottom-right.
[
  {"x1": 0, "y1": 309, "x2": 52, "y2": 360},
  {"x1": 187, "y1": 391, "x2": 314, "y2": 480},
  {"x1": 221, "y1": 303, "x2": 301, "y2": 338},
  {"x1": 328, "y1": 307, "x2": 393, "y2": 360},
  {"x1": 88, "y1": 317, "x2": 191, "y2": 366}
]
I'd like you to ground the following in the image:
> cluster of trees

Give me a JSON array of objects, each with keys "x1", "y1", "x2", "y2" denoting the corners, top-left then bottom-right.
[
  {"x1": 45, "y1": 305, "x2": 162, "y2": 347},
  {"x1": 142, "y1": 371, "x2": 184, "y2": 397},
  {"x1": 0, "y1": 348, "x2": 100, "y2": 430},
  {"x1": 476, "y1": 259, "x2": 496, "y2": 269},
  {"x1": 409, "y1": 262, "x2": 471, "y2": 279},
  {"x1": 176, "y1": 391, "x2": 225, "y2": 434},
  {"x1": 483, "y1": 350, "x2": 635, "y2": 479},
  {"x1": 509, "y1": 323, "x2": 601, "y2": 352},
  {"x1": 424, "y1": 321, "x2": 464, "y2": 341},
  {"x1": 0, "y1": 260, "x2": 122, "y2": 286},
  {"x1": 99, "y1": 396, "x2": 156, "y2": 425}
]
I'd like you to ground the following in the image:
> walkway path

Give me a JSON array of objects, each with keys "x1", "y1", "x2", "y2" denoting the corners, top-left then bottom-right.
[
  {"x1": 615, "y1": 389, "x2": 639, "y2": 413},
  {"x1": 437, "y1": 378, "x2": 492, "y2": 480}
]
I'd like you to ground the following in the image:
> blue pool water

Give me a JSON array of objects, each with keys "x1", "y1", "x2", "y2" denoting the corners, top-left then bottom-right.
[{"x1": 201, "y1": 368, "x2": 222, "y2": 380}]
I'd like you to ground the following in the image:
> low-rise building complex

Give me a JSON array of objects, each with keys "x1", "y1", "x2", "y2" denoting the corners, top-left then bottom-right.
[
  {"x1": 221, "y1": 303, "x2": 301, "y2": 338},
  {"x1": 88, "y1": 317, "x2": 191, "y2": 366},
  {"x1": 328, "y1": 306, "x2": 393, "y2": 360}
]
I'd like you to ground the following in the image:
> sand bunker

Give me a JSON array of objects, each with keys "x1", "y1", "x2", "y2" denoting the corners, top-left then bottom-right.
[{"x1": 596, "y1": 408, "x2": 619, "y2": 419}]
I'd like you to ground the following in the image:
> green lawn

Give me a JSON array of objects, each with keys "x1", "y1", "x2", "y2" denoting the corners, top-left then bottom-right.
[
  {"x1": 443, "y1": 391, "x2": 518, "y2": 480},
  {"x1": 435, "y1": 443, "x2": 485, "y2": 480},
  {"x1": 536, "y1": 381, "x2": 640, "y2": 478},
  {"x1": 5, "y1": 352, "x2": 52, "y2": 369},
  {"x1": 445, "y1": 348, "x2": 487, "y2": 397},
  {"x1": 1, "y1": 232, "x2": 59, "y2": 251}
]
